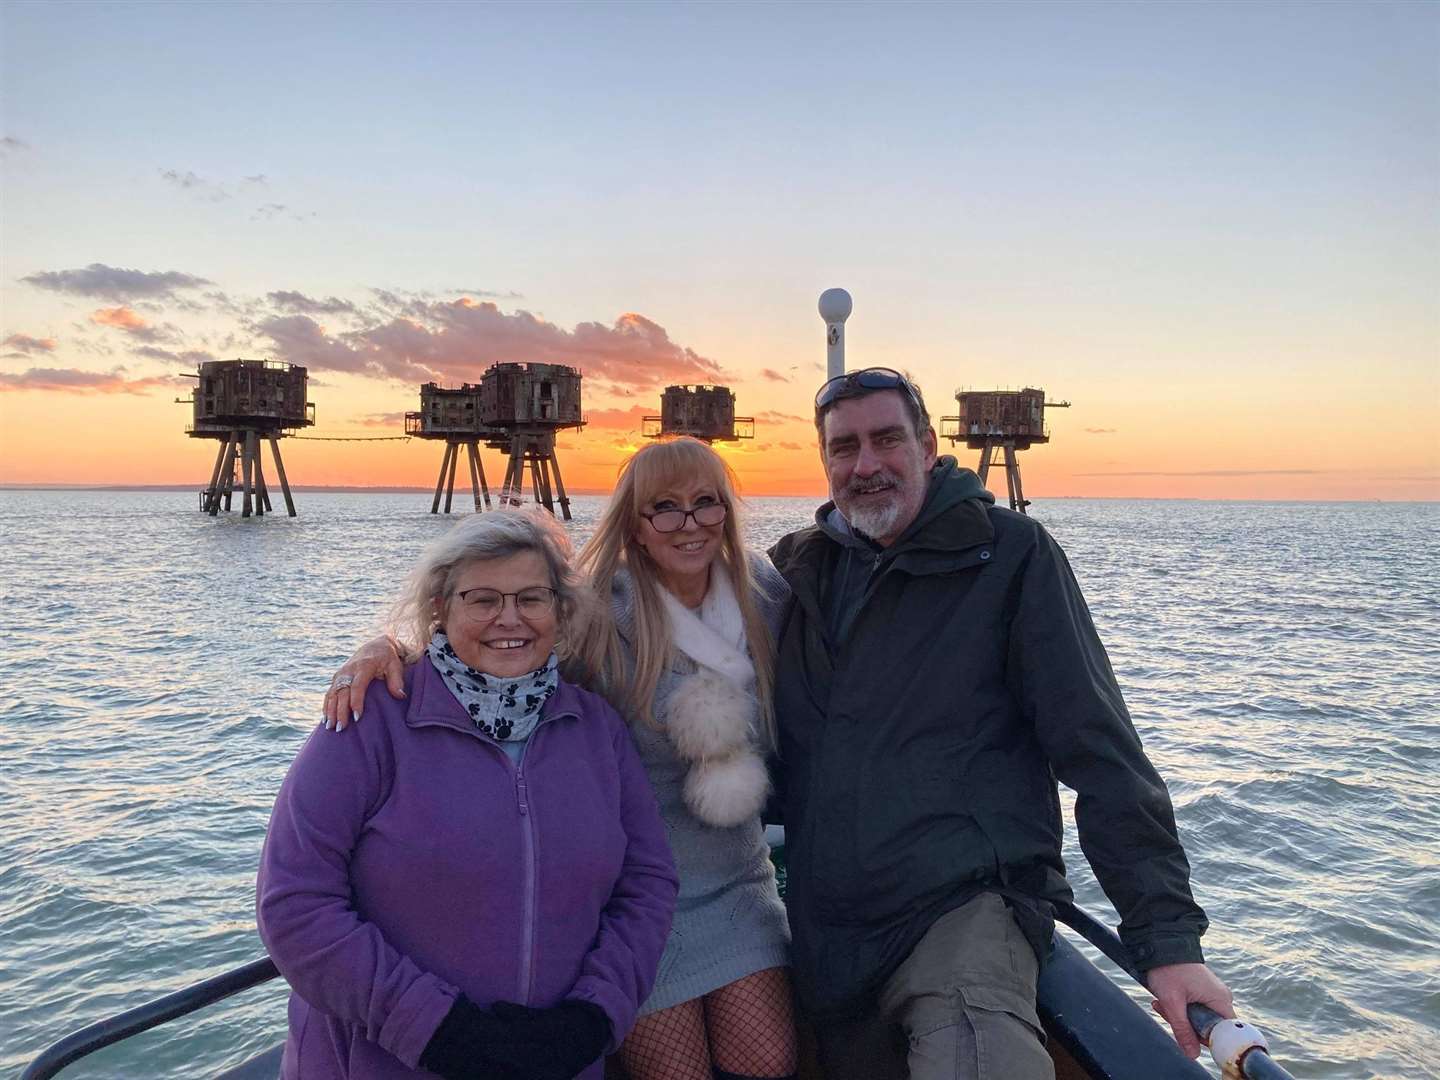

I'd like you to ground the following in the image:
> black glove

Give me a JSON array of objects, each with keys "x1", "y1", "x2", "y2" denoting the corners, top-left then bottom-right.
[
  {"x1": 419, "y1": 995, "x2": 545, "y2": 1080},
  {"x1": 490, "y1": 1000, "x2": 612, "y2": 1080}
]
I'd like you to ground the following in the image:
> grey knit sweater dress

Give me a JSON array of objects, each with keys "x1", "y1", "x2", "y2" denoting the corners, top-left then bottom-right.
[{"x1": 612, "y1": 555, "x2": 792, "y2": 1015}]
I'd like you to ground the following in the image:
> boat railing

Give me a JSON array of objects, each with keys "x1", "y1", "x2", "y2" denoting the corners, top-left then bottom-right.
[
  {"x1": 18, "y1": 958, "x2": 281, "y2": 1080},
  {"x1": 1054, "y1": 904, "x2": 1295, "y2": 1080},
  {"x1": 20, "y1": 838, "x2": 1296, "y2": 1080}
]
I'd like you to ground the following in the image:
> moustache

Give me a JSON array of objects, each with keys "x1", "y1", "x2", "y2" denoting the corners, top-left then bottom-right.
[{"x1": 847, "y1": 471, "x2": 903, "y2": 496}]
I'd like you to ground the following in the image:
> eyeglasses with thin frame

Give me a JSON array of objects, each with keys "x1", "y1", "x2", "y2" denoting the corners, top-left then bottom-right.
[
  {"x1": 640, "y1": 502, "x2": 729, "y2": 534},
  {"x1": 453, "y1": 586, "x2": 557, "y2": 622},
  {"x1": 814, "y1": 367, "x2": 923, "y2": 413}
]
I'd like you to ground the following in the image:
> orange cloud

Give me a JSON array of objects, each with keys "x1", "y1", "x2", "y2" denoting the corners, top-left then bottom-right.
[
  {"x1": 90, "y1": 306, "x2": 150, "y2": 331},
  {"x1": 253, "y1": 300, "x2": 726, "y2": 391},
  {"x1": 2, "y1": 333, "x2": 57, "y2": 355}
]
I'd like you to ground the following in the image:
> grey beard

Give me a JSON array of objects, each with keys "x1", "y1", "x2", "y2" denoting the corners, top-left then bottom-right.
[{"x1": 842, "y1": 488, "x2": 905, "y2": 541}]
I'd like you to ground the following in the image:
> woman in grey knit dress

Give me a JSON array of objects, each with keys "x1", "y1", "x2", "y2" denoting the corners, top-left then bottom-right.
[
  {"x1": 323, "y1": 438, "x2": 797, "y2": 1080},
  {"x1": 572, "y1": 438, "x2": 796, "y2": 1080}
]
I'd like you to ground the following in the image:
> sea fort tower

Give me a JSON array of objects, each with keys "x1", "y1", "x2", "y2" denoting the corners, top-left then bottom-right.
[
  {"x1": 642, "y1": 384, "x2": 755, "y2": 443},
  {"x1": 181, "y1": 359, "x2": 315, "y2": 517}
]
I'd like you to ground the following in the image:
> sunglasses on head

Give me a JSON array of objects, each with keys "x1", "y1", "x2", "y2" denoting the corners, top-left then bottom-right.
[{"x1": 814, "y1": 367, "x2": 923, "y2": 412}]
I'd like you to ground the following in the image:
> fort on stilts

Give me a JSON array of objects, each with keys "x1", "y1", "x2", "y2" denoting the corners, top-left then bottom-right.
[
  {"x1": 642, "y1": 384, "x2": 755, "y2": 443},
  {"x1": 180, "y1": 359, "x2": 315, "y2": 517},
  {"x1": 406, "y1": 382, "x2": 497, "y2": 514},
  {"x1": 940, "y1": 388, "x2": 1070, "y2": 514},
  {"x1": 408, "y1": 362, "x2": 586, "y2": 520}
]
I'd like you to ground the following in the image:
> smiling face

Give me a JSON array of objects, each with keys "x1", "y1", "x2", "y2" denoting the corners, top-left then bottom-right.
[
  {"x1": 821, "y1": 389, "x2": 937, "y2": 545},
  {"x1": 633, "y1": 476, "x2": 727, "y2": 596},
  {"x1": 439, "y1": 550, "x2": 559, "y2": 678}
]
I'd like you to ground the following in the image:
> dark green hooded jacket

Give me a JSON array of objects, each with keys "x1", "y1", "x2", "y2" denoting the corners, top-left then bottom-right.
[{"x1": 768, "y1": 458, "x2": 1207, "y2": 1018}]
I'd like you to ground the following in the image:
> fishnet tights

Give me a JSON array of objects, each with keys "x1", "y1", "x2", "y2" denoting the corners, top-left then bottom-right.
[{"x1": 619, "y1": 966, "x2": 798, "y2": 1080}]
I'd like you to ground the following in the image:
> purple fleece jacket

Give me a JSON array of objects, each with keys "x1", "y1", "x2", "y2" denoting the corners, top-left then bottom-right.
[{"x1": 256, "y1": 661, "x2": 678, "y2": 1079}]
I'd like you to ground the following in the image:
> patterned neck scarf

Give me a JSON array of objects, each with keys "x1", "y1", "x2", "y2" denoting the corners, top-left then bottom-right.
[{"x1": 426, "y1": 629, "x2": 559, "y2": 742}]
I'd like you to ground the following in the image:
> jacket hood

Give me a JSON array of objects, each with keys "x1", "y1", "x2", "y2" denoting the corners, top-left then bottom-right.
[{"x1": 811, "y1": 456, "x2": 994, "y2": 553}]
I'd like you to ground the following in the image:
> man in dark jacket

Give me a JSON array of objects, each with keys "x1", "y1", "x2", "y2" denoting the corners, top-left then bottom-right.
[{"x1": 768, "y1": 368, "x2": 1233, "y2": 1080}]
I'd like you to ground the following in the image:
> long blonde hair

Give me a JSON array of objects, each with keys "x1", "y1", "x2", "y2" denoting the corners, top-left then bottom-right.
[{"x1": 573, "y1": 438, "x2": 777, "y2": 750}]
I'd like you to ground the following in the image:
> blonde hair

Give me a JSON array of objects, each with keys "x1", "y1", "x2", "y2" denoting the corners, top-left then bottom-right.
[
  {"x1": 391, "y1": 508, "x2": 586, "y2": 658},
  {"x1": 573, "y1": 438, "x2": 777, "y2": 750}
]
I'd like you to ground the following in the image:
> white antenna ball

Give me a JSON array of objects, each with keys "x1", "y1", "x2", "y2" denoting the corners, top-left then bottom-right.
[{"x1": 818, "y1": 288, "x2": 853, "y2": 323}]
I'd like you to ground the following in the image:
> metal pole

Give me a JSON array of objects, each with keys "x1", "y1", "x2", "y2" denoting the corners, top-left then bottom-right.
[
  {"x1": 240, "y1": 430, "x2": 256, "y2": 518},
  {"x1": 818, "y1": 287, "x2": 853, "y2": 380},
  {"x1": 268, "y1": 436, "x2": 296, "y2": 516},
  {"x1": 466, "y1": 442, "x2": 483, "y2": 512},
  {"x1": 443, "y1": 439, "x2": 459, "y2": 513},
  {"x1": 430, "y1": 444, "x2": 452, "y2": 514}
]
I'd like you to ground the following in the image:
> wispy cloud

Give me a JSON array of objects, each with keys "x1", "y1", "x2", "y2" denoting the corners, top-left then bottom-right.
[
  {"x1": 159, "y1": 168, "x2": 232, "y2": 202},
  {"x1": 0, "y1": 367, "x2": 176, "y2": 395},
  {"x1": 582, "y1": 404, "x2": 652, "y2": 430},
  {"x1": 759, "y1": 368, "x2": 789, "y2": 382},
  {"x1": 267, "y1": 290, "x2": 357, "y2": 316},
  {"x1": 1072, "y1": 468, "x2": 1329, "y2": 477},
  {"x1": 2, "y1": 333, "x2": 57, "y2": 356},
  {"x1": 1083, "y1": 427, "x2": 1117, "y2": 434},
  {"x1": 22, "y1": 263, "x2": 212, "y2": 302},
  {"x1": 132, "y1": 346, "x2": 216, "y2": 366},
  {"x1": 1, "y1": 136, "x2": 30, "y2": 155},
  {"x1": 755, "y1": 410, "x2": 810, "y2": 424},
  {"x1": 253, "y1": 203, "x2": 316, "y2": 223},
  {"x1": 358, "y1": 411, "x2": 408, "y2": 427}
]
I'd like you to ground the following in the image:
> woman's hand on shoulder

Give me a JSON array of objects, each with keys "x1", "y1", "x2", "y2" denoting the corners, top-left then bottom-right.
[{"x1": 324, "y1": 635, "x2": 407, "y2": 732}]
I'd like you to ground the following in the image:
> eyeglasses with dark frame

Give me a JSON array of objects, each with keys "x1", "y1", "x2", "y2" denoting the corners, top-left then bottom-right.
[
  {"x1": 640, "y1": 502, "x2": 729, "y2": 534},
  {"x1": 814, "y1": 367, "x2": 923, "y2": 413},
  {"x1": 453, "y1": 586, "x2": 557, "y2": 622}
]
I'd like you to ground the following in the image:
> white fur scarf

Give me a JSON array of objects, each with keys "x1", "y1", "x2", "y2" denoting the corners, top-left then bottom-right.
[{"x1": 658, "y1": 564, "x2": 770, "y2": 829}]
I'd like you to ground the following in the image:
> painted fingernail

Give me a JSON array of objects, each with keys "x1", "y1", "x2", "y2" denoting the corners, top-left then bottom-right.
[{"x1": 351, "y1": 710, "x2": 360, "y2": 724}]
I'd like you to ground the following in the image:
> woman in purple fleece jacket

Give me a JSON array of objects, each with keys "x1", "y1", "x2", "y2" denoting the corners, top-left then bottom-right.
[{"x1": 257, "y1": 510, "x2": 678, "y2": 1080}]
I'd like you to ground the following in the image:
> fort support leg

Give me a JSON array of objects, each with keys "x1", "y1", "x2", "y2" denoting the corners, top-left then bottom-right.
[
  {"x1": 203, "y1": 439, "x2": 228, "y2": 513},
  {"x1": 548, "y1": 455, "x2": 572, "y2": 522},
  {"x1": 1005, "y1": 444, "x2": 1028, "y2": 514},
  {"x1": 529, "y1": 454, "x2": 549, "y2": 513},
  {"x1": 549, "y1": 451, "x2": 572, "y2": 522},
  {"x1": 506, "y1": 436, "x2": 527, "y2": 506},
  {"x1": 216, "y1": 431, "x2": 240, "y2": 514},
  {"x1": 477, "y1": 446, "x2": 492, "y2": 509},
  {"x1": 431, "y1": 443, "x2": 453, "y2": 514},
  {"x1": 977, "y1": 441, "x2": 996, "y2": 486},
  {"x1": 268, "y1": 436, "x2": 297, "y2": 516},
  {"x1": 536, "y1": 455, "x2": 555, "y2": 515},
  {"x1": 496, "y1": 449, "x2": 516, "y2": 507},
  {"x1": 444, "y1": 440, "x2": 460, "y2": 513},
  {"x1": 254, "y1": 439, "x2": 270, "y2": 516},
  {"x1": 466, "y1": 442, "x2": 483, "y2": 512},
  {"x1": 240, "y1": 430, "x2": 257, "y2": 518}
]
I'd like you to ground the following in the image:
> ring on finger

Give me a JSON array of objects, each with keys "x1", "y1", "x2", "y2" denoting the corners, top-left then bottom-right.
[{"x1": 333, "y1": 675, "x2": 356, "y2": 689}]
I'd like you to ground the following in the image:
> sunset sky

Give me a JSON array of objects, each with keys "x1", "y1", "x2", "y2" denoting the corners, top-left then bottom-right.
[{"x1": 2, "y1": 1, "x2": 1435, "y2": 500}]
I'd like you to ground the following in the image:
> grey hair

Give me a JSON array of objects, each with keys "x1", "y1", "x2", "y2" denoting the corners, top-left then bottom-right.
[{"x1": 391, "y1": 508, "x2": 584, "y2": 657}]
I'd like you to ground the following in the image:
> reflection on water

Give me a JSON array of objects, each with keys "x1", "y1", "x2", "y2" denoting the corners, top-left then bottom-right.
[{"x1": 1, "y1": 491, "x2": 1436, "y2": 1079}]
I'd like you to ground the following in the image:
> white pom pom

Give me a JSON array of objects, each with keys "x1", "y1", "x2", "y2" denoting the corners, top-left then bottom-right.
[
  {"x1": 664, "y1": 672, "x2": 752, "y2": 760},
  {"x1": 683, "y1": 751, "x2": 770, "y2": 828}
]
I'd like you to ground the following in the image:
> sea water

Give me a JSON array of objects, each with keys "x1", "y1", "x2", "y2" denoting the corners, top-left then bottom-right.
[{"x1": 1, "y1": 491, "x2": 1436, "y2": 1079}]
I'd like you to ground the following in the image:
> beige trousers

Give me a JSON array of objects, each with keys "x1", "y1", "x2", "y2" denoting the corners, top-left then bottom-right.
[{"x1": 813, "y1": 892, "x2": 1055, "y2": 1080}]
